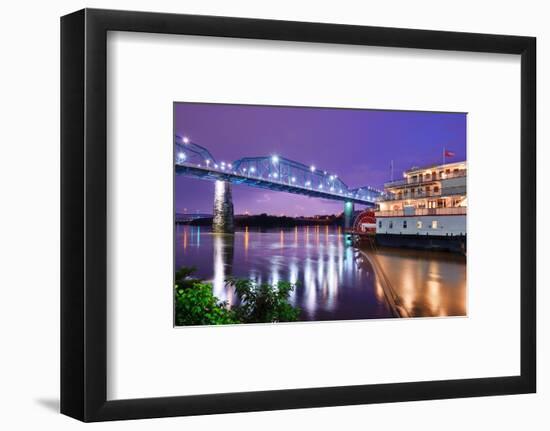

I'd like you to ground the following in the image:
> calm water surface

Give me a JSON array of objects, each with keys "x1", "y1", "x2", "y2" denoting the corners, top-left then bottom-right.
[{"x1": 175, "y1": 225, "x2": 466, "y2": 321}]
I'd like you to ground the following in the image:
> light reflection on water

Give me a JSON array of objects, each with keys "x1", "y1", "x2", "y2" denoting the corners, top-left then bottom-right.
[
  {"x1": 367, "y1": 246, "x2": 467, "y2": 317},
  {"x1": 175, "y1": 225, "x2": 467, "y2": 320},
  {"x1": 175, "y1": 225, "x2": 392, "y2": 321}
]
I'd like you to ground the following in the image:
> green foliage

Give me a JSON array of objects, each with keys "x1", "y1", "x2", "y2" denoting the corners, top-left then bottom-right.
[
  {"x1": 174, "y1": 267, "x2": 237, "y2": 326},
  {"x1": 226, "y1": 277, "x2": 301, "y2": 324},
  {"x1": 174, "y1": 267, "x2": 301, "y2": 326},
  {"x1": 175, "y1": 266, "x2": 200, "y2": 290}
]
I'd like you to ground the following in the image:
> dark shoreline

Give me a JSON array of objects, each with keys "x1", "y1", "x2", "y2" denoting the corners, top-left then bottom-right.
[{"x1": 178, "y1": 213, "x2": 344, "y2": 228}]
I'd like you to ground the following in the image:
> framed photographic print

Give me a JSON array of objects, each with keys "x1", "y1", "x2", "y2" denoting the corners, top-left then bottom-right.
[{"x1": 61, "y1": 8, "x2": 536, "y2": 422}]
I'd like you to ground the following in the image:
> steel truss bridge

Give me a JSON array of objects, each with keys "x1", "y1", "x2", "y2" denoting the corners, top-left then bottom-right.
[{"x1": 174, "y1": 135, "x2": 382, "y2": 206}]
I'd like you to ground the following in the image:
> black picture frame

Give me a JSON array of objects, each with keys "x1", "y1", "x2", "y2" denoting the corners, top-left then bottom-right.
[{"x1": 61, "y1": 8, "x2": 536, "y2": 422}]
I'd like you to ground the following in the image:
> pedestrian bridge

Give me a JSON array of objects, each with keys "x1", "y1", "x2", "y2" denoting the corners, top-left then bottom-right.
[
  {"x1": 174, "y1": 135, "x2": 382, "y2": 205},
  {"x1": 174, "y1": 135, "x2": 384, "y2": 232}
]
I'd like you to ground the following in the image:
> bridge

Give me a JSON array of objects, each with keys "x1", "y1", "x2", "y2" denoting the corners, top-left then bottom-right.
[{"x1": 174, "y1": 135, "x2": 383, "y2": 233}]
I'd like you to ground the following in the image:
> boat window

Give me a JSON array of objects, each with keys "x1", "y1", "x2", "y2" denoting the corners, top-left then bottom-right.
[
  {"x1": 431, "y1": 220, "x2": 438, "y2": 229},
  {"x1": 403, "y1": 220, "x2": 407, "y2": 229},
  {"x1": 417, "y1": 220, "x2": 422, "y2": 229}
]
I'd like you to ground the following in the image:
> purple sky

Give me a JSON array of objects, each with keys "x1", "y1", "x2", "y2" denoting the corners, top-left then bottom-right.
[{"x1": 174, "y1": 103, "x2": 466, "y2": 216}]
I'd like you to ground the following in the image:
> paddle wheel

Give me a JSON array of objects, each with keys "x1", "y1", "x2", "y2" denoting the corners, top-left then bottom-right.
[{"x1": 352, "y1": 210, "x2": 377, "y2": 233}]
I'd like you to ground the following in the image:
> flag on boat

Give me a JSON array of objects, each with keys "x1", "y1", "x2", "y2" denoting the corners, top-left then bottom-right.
[{"x1": 444, "y1": 149, "x2": 455, "y2": 158}]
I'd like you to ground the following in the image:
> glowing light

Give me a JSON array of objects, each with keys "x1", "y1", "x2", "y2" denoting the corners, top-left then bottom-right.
[
  {"x1": 330, "y1": 187, "x2": 334, "y2": 191},
  {"x1": 228, "y1": 163, "x2": 232, "y2": 169},
  {"x1": 182, "y1": 136, "x2": 189, "y2": 144},
  {"x1": 310, "y1": 165, "x2": 315, "y2": 172},
  {"x1": 205, "y1": 159, "x2": 210, "y2": 166},
  {"x1": 214, "y1": 164, "x2": 219, "y2": 169},
  {"x1": 272, "y1": 155, "x2": 279, "y2": 163},
  {"x1": 273, "y1": 172, "x2": 278, "y2": 178},
  {"x1": 177, "y1": 152, "x2": 186, "y2": 161},
  {"x1": 250, "y1": 167, "x2": 256, "y2": 173},
  {"x1": 319, "y1": 184, "x2": 323, "y2": 189},
  {"x1": 291, "y1": 177, "x2": 296, "y2": 183}
]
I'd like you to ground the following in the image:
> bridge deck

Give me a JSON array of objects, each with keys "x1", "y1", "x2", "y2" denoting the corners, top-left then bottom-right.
[{"x1": 176, "y1": 164, "x2": 376, "y2": 205}]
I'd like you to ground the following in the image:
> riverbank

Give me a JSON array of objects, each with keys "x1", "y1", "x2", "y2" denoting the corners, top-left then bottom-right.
[{"x1": 180, "y1": 213, "x2": 343, "y2": 228}]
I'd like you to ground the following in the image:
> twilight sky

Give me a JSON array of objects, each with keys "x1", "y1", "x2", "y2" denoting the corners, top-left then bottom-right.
[{"x1": 174, "y1": 103, "x2": 466, "y2": 217}]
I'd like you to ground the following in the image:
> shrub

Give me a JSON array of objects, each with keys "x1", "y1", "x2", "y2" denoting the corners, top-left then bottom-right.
[
  {"x1": 226, "y1": 277, "x2": 301, "y2": 323},
  {"x1": 174, "y1": 267, "x2": 301, "y2": 326},
  {"x1": 174, "y1": 267, "x2": 237, "y2": 326}
]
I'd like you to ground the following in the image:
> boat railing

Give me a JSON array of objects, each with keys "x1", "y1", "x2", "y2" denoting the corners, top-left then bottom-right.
[
  {"x1": 383, "y1": 170, "x2": 466, "y2": 188},
  {"x1": 375, "y1": 207, "x2": 467, "y2": 217}
]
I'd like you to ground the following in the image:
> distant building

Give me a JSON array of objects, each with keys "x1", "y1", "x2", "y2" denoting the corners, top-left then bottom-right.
[{"x1": 375, "y1": 161, "x2": 467, "y2": 252}]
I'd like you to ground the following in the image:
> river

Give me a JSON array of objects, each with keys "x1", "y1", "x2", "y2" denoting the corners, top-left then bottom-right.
[{"x1": 175, "y1": 225, "x2": 466, "y2": 321}]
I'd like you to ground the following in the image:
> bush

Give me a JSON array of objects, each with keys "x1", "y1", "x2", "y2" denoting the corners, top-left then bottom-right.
[
  {"x1": 226, "y1": 277, "x2": 301, "y2": 323},
  {"x1": 174, "y1": 268, "x2": 237, "y2": 326},
  {"x1": 174, "y1": 267, "x2": 301, "y2": 326}
]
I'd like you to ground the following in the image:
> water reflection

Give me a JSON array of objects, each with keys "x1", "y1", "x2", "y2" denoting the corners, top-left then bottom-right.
[
  {"x1": 211, "y1": 233, "x2": 234, "y2": 301},
  {"x1": 175, "y1": 225, "x2": 392, "y2": 321},
  {"x1": 174, "y1": 225, "x2": 466, "y2": 321},
  {"x1": 365, "y1": 246, "x2": 467, "y2": 317}
]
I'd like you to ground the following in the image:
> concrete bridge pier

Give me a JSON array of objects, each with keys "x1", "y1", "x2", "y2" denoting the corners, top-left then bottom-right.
[
  {"x1": 212, "y1": 180, "x2": 234, "y2": 233},
  {"x1": 344, "y1": 201, "x2": 354, "y2": 229}
]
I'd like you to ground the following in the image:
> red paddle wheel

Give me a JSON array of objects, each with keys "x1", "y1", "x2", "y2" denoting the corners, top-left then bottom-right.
[{"x1": 353, "y1": 210, "x2": 377, "y2": 233}]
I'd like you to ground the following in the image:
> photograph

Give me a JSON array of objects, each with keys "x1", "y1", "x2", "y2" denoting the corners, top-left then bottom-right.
[{"x1": 174, "y1": 102, "x2": 467, "y2": 326}]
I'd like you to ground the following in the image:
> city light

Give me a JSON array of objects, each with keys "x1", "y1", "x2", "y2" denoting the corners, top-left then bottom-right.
[
  {"x1": 272, "y1": 155, "x2": 279, "y2": 163},
  {"x1": 182, "y1": 136, "x2": 189, "y2": 144},
  {"x1": 206, "y1": 159, "x2": 210, "y2": 166},
  {"x1": 250, "y1": 167, "x2": 256, "y2": 173},
  {"x1": 177, "y1": 152, "x2": 186, "y2": 161},
  {"x1": 291, "y1": 177, "x2": 296, "y2": 183},
  {"x1": 310, "y1": 165, "x2": 315, "y2": 172},
  {"x1": 273, "y1": 172, "x2": 278, "y2": 178}
]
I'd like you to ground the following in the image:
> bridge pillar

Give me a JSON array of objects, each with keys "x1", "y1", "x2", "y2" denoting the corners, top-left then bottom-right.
[
  {"x1": 212, "y1": 180, "x2": 234, "y2": 233},
  {"x1": 344, "y1": 201, "x2": 354, "y2": 229}
]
